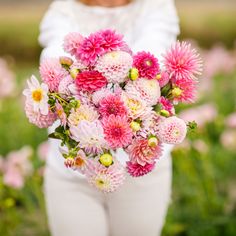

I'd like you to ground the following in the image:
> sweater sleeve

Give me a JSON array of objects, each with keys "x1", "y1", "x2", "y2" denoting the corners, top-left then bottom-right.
[
  {"x1": 132, "y1": 0, "x2": 180, "y2": 57},
  {"x1": 38, "y1": 1, "x2": 78, "y2": 61}
]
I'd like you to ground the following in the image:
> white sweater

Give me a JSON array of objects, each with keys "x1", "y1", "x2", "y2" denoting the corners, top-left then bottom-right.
[{"x1": 39, "y1": 0, "x2": 180, "y2": 178}]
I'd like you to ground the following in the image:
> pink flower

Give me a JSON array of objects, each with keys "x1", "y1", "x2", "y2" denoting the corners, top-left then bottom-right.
[
  {"x1": 55, "y1": 103, "x2": 67, "y2": 128},
  {"x1": 158, "y1": 70, "x2": 170, "y2": 88},
  {"x1": 126, "y1": 161, "x2": 155, "y2": 177},
  {"x1": 58, "y1": 75, "x2": 74, "y2": 97},
  {"x1": 92, "y1": 87, "x2": 113, "y2": 105},
  {"x1": 63, "y1": 32, "x2": 84, "y2": 56},
  {"x1": 172, "y1": 76, "x2": 197, "y2": 104},
  {"x1": 85, "y1": 159, "x2": 126, "y2": 193},
  {"x1": 158, "y1": 97, "x2": 175, "y2": 115},
  {"x1": 95, "y1": 51, "x2": 133, "y2": 83},
  {"x1": 220, "y1": 130, "x2": 236, "y2": 151},
  {"x1": 225, "y1": 112, "x2": 236, "y2": 128},
  {"x1": 99, "y1": 94, "x2": 127, "y2": 118},
  {"x1": 102, "y1": 115, "x2": 132, "y2": 149},
  {"x1": 127, "y1": 139, "x2": 163, "y2": 166},
  {"x1": 37, "y1": 141, "x2": 49, "y2": 161},
  {"x1": 25, "y1": 100, "x2": 57, "y2": 128},
  {"x1": 163, "y1": 41, "x2": 202, "y2": 80},
  {"x1": 75, "y1": 71, "x2": 107, "y2": 92},
  {"x1": 39, "y1": 58, "x2": 68, "y2": 91},
  {"x1": 77, "y1": 32, "x2": 105, "y2": 65},
  {"x1": 157, "y1": 116, "x2": 187, "y2": 144},
  {"x1": 133, "y1": 51, "x2": 160, "y2": 79}
]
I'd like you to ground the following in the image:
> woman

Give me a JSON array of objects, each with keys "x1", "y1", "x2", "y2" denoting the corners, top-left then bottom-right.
[{"x1": 39, "y1": 0, "x2": 179, "y2": 235}]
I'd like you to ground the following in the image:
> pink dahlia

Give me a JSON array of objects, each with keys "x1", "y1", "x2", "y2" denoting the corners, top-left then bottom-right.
[
  {"x1": 127, "y1": 139, "x2": 163, "y2": 166},
  {"x1": 172, "y1": 76, "x2": 197, "y2": 103},
  {"x1": 102, "y1": 115, "x2": 132, "y2": 149},
  {"x1": 157, "y1": 116, "x2": 187, "y2": 144},
  {"x1": 158, "y1": 97, "x2": 175, "y2": 116},
  {"x1": 39, "y1": 58, "x2": 68, "y2": 91},
  {"x1": 77, "y1": 32, "x2": 104, "y2": 66},
  {"x1": 63, "y1": 32, "x2": 84, "y2": 56},
  {"x1": 58, "y1": 75, "x2": 74, "y2": 97},
  {"x1": 133, "y1": 51, "x2": 160, "y2": 79},
  {"x1": 92, "y1": 87, "x2": 113, "y2": 105},
  {"x1": 158, "y1": 71, "x2": 170, "y2": 88},
  {"x1": 25, "y1": 101, "x2": 57, "y2": 128},
  {"x1": 126, "y1": 161, "x2": 155, "y2": 177},
  {"x1": 99, "y1": 94, "x2": 127, "y2": 118},
  {"x1": 75, "y1": 71, "x2": 107, "y2": 92},
  {"x1": 99, "y1": 29, "x2": 125, "y2": 52},
  {"x1": 95, "y1": 51, "x2": 133, "y2": 83},
  {"x1": 163, "y1": 41, "x2": 202, "y2": 80},
  {"x1": 85, "y1": 159, "x2": 125, "y2": 193}
]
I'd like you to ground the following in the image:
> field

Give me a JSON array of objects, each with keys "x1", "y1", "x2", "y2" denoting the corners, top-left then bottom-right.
[{"x1": 0, "y1": 1, "x2": 236, "y2": 235}]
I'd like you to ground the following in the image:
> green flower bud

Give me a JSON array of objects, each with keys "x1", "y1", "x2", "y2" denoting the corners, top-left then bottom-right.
[
  {"x1": 100, "y1": 153, "x2": 113, "y2": 167},
  {"x1": 129, "y1": 68, "x2": 139, "y2": 81}
]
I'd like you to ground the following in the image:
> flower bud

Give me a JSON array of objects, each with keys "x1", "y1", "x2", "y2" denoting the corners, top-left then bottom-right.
[
  {"x1": 160, "y1": 109, "x2": 170, "y2": 117},
  {"x1": 70, "y1": 68, "x2": 80, "y2": 79},
  {"x1": 64, "y1": 157, "x2": 75, "y2": 168},
  {"x1": 130, "y1": 121, "x2": 141, "y2": 132},
  {"x1": 59, "y1": 56, "x2": 73, "y2": 67},
  {"x1": 156, "y1": 73, "x2": 162, "y2": 80},
  {"x1": 100, "y1": 153, "x2": 113, "y2": 167},
  {"x1": 148, "y1": 136, "x2": 158, "y2": 147},
  {"x1": 129, "y1": 68, "x2": 139, "y2": 81}
]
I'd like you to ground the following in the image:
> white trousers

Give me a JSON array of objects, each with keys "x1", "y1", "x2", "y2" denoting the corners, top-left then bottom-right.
[{"x1": 44, "y1": 156, "x2": 172, "y2": 236}]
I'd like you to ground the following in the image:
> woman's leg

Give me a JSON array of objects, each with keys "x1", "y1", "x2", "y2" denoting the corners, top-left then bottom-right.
[
  {"x1": 107, "y1": 156, "x2": 172, "y2": 236},
  {"x1": 44, "y1": 166, "x2": 109, "y2": 236}
]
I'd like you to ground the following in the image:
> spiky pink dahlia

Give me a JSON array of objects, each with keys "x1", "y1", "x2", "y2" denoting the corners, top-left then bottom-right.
[
  {"x1": 99, "y1": 94, "x2": 127, "y2": 118},
  {"x1": 133, "y1": 51, "x2": 160, "y2": 79},
  {"x1": 75, "y1": 71, "x2": 107, "y2": 92},
  {"x1": 85, "y1": 159, "x2": 125, "y2": 193},
  {"x1": 39, "y1": 58, "x2": 68, "y2": 91},
  {"x1": 95, "y1": 51, "x2": 133, "y2": 83},
  {"x1": 172, "y1": 76, "x2": 197, "y2": 104},
  {"x1": 127, "y1": 139, "x2": 163, "y2": 166},
  {"x1": 163, "y1": 41, "x2": 202, "y2": 80},
  {"x1": 102, "y1": 115, "x2": 132, "y2": 149},
  {"x1": 77, "y1": 32, "x2": 104, "y2": 66},
  {"x1": 25, "y1": 101, "x2": 56, "y2": 128},
  {"x1": 63, "y1": 32, "x2": 84, "y2": 56},
  {"x1": 157, "y1": 116, "x2": 187, "y2": 144},
  {"x1": 126, "y1": 161, "x2": 155, "y2": 177}
]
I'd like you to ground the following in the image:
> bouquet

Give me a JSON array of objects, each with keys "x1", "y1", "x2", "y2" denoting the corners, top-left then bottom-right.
[{"x1": 23, "y1": 29, "x2": 202, "y2": 193}]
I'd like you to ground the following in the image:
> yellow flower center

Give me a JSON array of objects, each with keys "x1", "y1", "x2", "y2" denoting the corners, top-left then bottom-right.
[
  {"x1": 127, "y1": 98, "x2": 142, "y2": 114},
  {"x1": 172, "y1": 87, "x2": 183, "y2": 97},
  {"x1": 32, "y1": 89, "x2": 43, "y2": 102},
  {"x1": 75, "y1": 157, "x2": 85, "y2": 168}
]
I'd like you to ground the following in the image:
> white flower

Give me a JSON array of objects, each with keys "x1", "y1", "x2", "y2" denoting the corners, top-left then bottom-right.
[{"x1": 23, "y1": 75, "x2": 49, "y2": 115}]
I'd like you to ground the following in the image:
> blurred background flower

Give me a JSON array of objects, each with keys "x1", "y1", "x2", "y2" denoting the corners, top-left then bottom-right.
[{"x1": 0, "y1": 0, "x2": 236, "y2": 235}]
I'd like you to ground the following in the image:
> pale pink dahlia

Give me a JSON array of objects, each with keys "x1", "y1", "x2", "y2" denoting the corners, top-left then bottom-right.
[
  {"x1": 95, "y1": 51, "x2": 133, "y2": 83},
  {"x1": 25, "y1": 101, "x2": 57, "y2": 128},
  {"x1": 70, "y1": 120, "x2": 107, "y2": 154},
  {"x1": 158, "y1": 97, "x2": 175, "y2": 115},
  {"x1": 163, "y1": 41, "x2": 202, "y2": 80},
  {"x1": 172, "y1": 76, "x2": 197, "y2": 104},
  {"x1": 92, "y1": 87, "x2": 113, "y2": 105},
  {"x1": 102, "y1": 115, "x2": 132, "y2": 149},
  {"x1": 126, "y1": 161, "x2": 155, "y2": 177},
  {"x1": 58, "y1": 75, "x2": 74, "y2": 97},
  {"x1": 39, "y1": 58, "x2": 68, "y2": 91},
  {"x1": 157, "y1": 116, "x2": 187, "y2": 144},
  {"x1": 125, "y1": 78, "x2": 161, "y2": 106},
  {"x1": 63, "y1": 32, "x2": 84, "y2": 56},
  {"x1": 133, "y1": 51, "x2": 160, "y2": 79},
  {"x1": 99, "y1": 94, "x2": 127, "y2": 118},
  {"x1": 77, "y1": 32, "x2": 104, "y2": 66},
  {"x1": 127, "y1": 139, "x2": 163, "y2": 166},
  {"x1": 75, "y1": 71, "x2": 107, "y2": 92},
  {"x1": 85, "y1": 159, "x2": 126, "y2": 193}
]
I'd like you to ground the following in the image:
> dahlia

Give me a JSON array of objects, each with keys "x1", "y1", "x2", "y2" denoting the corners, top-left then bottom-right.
[
  {"x1": 25, "y1": 101, "x2": 57, "y2": 128},
  {"x1": 133, "y1": 51, "x2": 160, "y2": 79},
  {"x1": 99, "y1": 94, "x2": 127, "y2": 118},
  {"x1": 77, "y1": 32, "x2": 104, "y2": 66},
  {"x1": 126, "y1": 161, "x2": 155, "y2": 177},
  {"x1": 23, "y1": 75, "x2": 49, "y2": 115},
  {"x1": 75, "y1": 71, "x2": 107, "y2": 92},
  {"x1": 102, "y1": 115, "x2": 132, "y2": 149},
  {"x1": 70, "y1": 120, "x2": 107, "y2": 154},
  {"x1": 92, "y1": 87, "x2": 113, "y2": 105},
  {"x1": 99, "y1": 29, "x2": 125, "y2": 52},
  {"x1": 95, "y1": 51, "x2": 133, "y2": 83},
  {"x1": 157, "y1": 116, "x2": 187, "y2": 144},
  {"x1": 58, "y1": 75, "x2": 74, "y2": 97},
  {"x1": 127, "y1": 139, "x2": 163, "y2": 166},
  {"x1": 172, "y1": 76, "x2": 197, "y2": 104},
  {"x1": 163, "y1": 41, "x2": 202, "y2": 80},
  {"x1": 68, "y1": 104, "x2": 99, "y2": 126},
  {"x1": 125, "y1": 78, "x2": 161, "y2": 106},
  {"x1": 157, "y1": 71, "x2": 170, "y2": 88},
  {"x1": 158, "y1": 97, "x2": 175, "y2": 116},
  {"x1": 85, "y1": 159, "x2": 126, "y2": 193},
  {"x1": 39, "y1": 58, "x2": 68, "y2": 91},
  {"x1": 63, "y1": 32, "x2": 84, "y2": 56}
]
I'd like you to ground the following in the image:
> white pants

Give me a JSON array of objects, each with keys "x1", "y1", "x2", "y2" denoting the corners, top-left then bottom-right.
[{"x1": 44, "y1": 156, "x2": 172, "y2": 236}]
